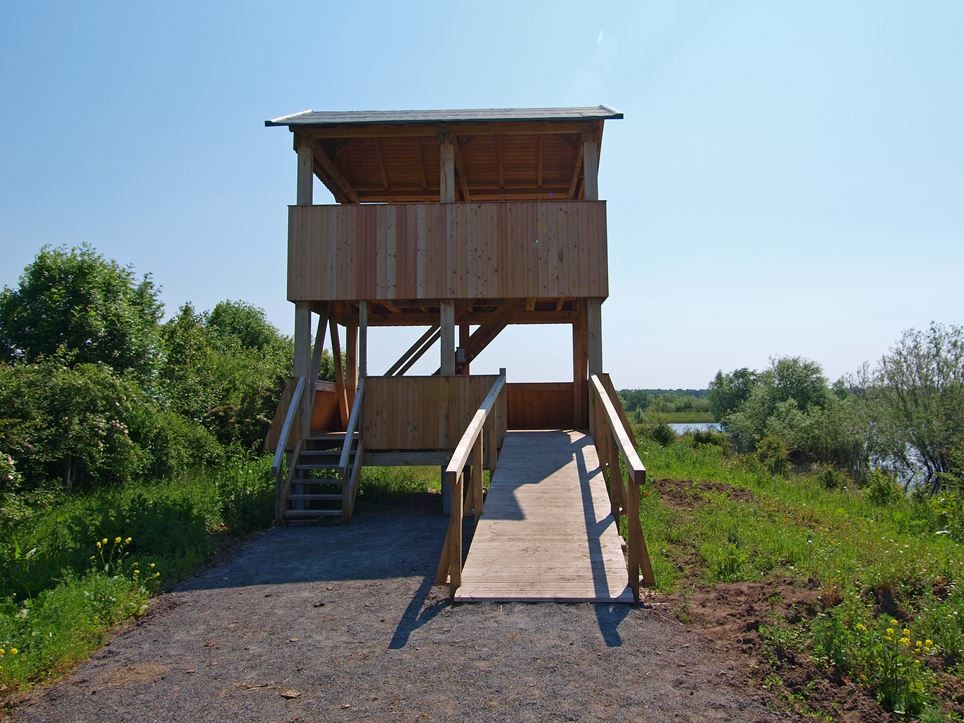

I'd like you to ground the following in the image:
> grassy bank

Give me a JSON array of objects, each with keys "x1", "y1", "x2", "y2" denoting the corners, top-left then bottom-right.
[
  {"x1": 0, "y1": 455, "x2": 276, "y2": 693},
  {"x1": 635, "y1": 433, "x2": 962, "y2": 719}
]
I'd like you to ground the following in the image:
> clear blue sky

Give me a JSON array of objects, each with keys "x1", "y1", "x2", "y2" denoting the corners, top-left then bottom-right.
[{"x1": 2, "y1": 1, "x2": 961, "y2": 387}]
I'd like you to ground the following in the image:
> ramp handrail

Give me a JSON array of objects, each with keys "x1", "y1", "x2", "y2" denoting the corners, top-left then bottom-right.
[
  {"x1": 436, "y1": 368, "x2": 507, "y2": 595},
  {"x1": 338, "y1": 378, "x2": 366, "y2": 521},
  {"x1": 589, "y1": 374, "x2": 656, "y2": 601}
]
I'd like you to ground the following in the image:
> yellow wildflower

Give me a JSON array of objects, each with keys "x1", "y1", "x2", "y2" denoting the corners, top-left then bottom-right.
[
  {"x1": 925, "y1": 639, "x2": 933, "y2": 647},
  {"x1": 886, "y1": 628, "x2": 895, "y2": 636},
  {"x1": 855, "y1": 623, "x2": 866, "y2": 632},
  {"x1": 900, "y1": 637, "x2": 910, "y2": 647},
  {"x1": 902, "y1": 628, "x2": 911, "y2": 637},
  {"x1": 114, "y1": 536, "x2": 122, "y2": 544},
  {"x1": 96, "y1": 541, "x2": 102, "y2": 549},
  {"x1": 102, "y1": 538, "x2": 108, "y2": 545},
  {"x1": 125, "y1": 537, "x2": 132, "y2": 544},
  {"x1": 0, "y1": 648, "x2": 5, "y2": 655},
  {"x1": 9, "y1": 648, "x2": 17, "y2": 655},
  {"x1": 149, "y1": 562, "x2": 155, "y2": 569}
]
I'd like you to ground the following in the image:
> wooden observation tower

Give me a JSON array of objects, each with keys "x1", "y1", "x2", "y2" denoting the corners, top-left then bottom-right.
[{"x1": 265, "y1": 106, "x2": 654, "y2": 602}]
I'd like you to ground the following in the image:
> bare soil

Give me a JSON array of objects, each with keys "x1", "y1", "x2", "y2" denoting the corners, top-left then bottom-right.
[
  {"x1": 9, "y1": 513, "x2": 785, "y2": 723},
  {"x1": 653, "y1": 476, "x2": 892, "y2": 721}
]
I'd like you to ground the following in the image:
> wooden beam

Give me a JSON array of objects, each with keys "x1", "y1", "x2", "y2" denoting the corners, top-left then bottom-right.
[
  {"x1": 309, "y1": 303, "x2": 330, "y2": 384},
  {"x1": 440, "y1": 133, "x2": 456, "y2": 203},
  {"x1": 384, "y1": 325, "x2": 440, "y2": 376},
  {"x1": 441, "y1": 299, "x2": 523, "y2": 375},
  {"x1": 294, "y1": 303, "x2": 312, "y2": 435},
  {"x1": 572, "y1": 302, "x2": 588, "y2": 429},
  {"x1": 329, "y1": 318, "x2": 349, "y2": 427},
  {"x1": 345, "y1": 322, "x2": 358, "y2": 408},
  {"x1": 568, "y1": 142, "x2": 584, "y2": 200},
  {"x1": 537, "y1": 135, "x2": 543, "y2": 188},
  {"x1": 396, "y1": 328, "x2": 441, "y2": 376},
  {"x1": 296, "y1": 137, "x2": 313, "y2": 206},
  {"x1": 453, "y1": 138, "x2": 471, "y2": 202},
  {"x1": 374, "y1": 138, "x2": 389, "y2": 190},
  {"x1": 582, "y1": 129, "x2": 599, "y2": 201},
  {"x1": 364, "y1": 309, "x2": 578, "y2": 327},
  {"x1": 358, "y1": 301, "x2": 368, "y2": 378},
  {"x1": 587, "y1": 298, "x2": 603, "y2": 375},
  {"x1": 440, "y1": 301, "x2": 456, "y2": 375},
  {"x1": 309, "y1": 138, "x2": 361, "y2": 203},
  {"x1": 459, "y1": 322, "x2": 471, "y2": 375}
]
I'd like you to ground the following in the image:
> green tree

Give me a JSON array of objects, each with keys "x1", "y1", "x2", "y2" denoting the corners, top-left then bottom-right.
[
  {"x1": 864, "y1": 323, "x2": 963, "y2": 490},
  {"x1": 0, "y1": 245, "x2": 162, "y2": 383},
  {"x1": 708, "y1": 368, "x2": 758, "y2": 421},
  {"x1": 207, "y1": 300, "x2": 280, "y2": 351}
]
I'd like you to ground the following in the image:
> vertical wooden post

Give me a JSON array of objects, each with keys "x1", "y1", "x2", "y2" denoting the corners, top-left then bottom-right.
[
  {"x1": 587, "y1": 298, "x2": 603, "y2": 376},
  {"x1": 294, "y1": 303, "x2": 312, "y2": 436},
  {"x1": 345, "y1": 322, "x2": 358, "y2": 408},
  {"x1": 448, "y1": 472, "x2": 462, "y2": 595},
  {"x1": 309, "y1": 303, "x2": 329, "y2": 384},
  {"x1": 471, "y1": 435, "x2": 484, "y2": 521},
  {"x1": 572, "y1": 301, "x2": 588, "y2": 428},
  {"x1": 440, "y1": 132, "x2": 456, "y2": 203},
  {"x1": 582, "y1": 129, "x2": 599, "y2": 201},
  {"x1": 358, "y1": 301, "x2": 368, "y2": 378},
  {"x1": 296, "y1": 135, "x2": 313, "y2": 206},
  {"x1": 459, "y1": 322, "x2": 470, "y2": 375},
  {"x1": 440, "y1": 301, "x2": 455, "y2": 376},
  {"x1": 329, "y1": 318, "x2": 349, "y2": 427}
]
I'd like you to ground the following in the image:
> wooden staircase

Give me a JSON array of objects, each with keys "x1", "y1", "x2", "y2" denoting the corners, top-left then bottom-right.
[{"x1": 281, "y1": 432, "x2": 362, "y2": 522}]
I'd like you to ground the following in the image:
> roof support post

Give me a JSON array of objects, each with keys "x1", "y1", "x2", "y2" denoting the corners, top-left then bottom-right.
[
  {"x1": 587, "y1": 298, "x2": 603, "y2": 376},
  {"x1": 572, "y1": 300, "x2": 588, "y2": 429},
  {"x1": 440, "y1": 301, "x2": 456, "y2": 375},
  {"x1": 296, "y1": 136, "x2": 313, "y2": 206},
  {"x1": 582, "y1": 129, "x2": 599, "y2": 201},
  {"x1": 294, "y1": 303, "x2": 312, "y2": 436},
  {"x1": 440, "y1": 132, "x2": 456, "y2": 203}
]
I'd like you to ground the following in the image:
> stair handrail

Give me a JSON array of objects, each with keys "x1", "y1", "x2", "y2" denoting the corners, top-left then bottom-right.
[
  {"x1": 589, "y1": 373, "x2": 656, "y2": 601},
  {"x1": 339, "y1": 378, "x2": 365, "y2": 472},
  {"x1": 437, "y1": 369, "x2": 507, "y2": 595},
  {"x1": 272, "y1": 375, "x2": 306, "y2": 482}
]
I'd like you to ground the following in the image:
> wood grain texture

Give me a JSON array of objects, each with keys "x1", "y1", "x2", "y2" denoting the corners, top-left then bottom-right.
[
  {"x1": 362, "y1": 375, "x2": 506, "y2": 457},
  {"x1": 455, "y1": 430, "x2": 633, "y2": 603},
  {"x1": 506, "y1": 382, "x2": 574, "y2": 430},
  {"x1": 287, "y1": 201, "x2": 608, "y2": 301}
]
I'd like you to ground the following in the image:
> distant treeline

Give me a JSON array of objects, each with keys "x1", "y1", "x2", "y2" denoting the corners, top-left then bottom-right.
[{"x1": 618, "y1": 389, "x2": 711, "y2": 416}]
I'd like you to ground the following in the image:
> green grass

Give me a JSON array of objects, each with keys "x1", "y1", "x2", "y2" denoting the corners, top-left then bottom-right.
[
  {"x1": 635, "y1": 434, "x2": 963, "y2": 717},
  {"x1": 0, "y1": 454, "x2": 275, "y2": 693}
]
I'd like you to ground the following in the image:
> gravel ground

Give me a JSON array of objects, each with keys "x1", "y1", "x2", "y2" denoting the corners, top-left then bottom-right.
[{"x1": 11, "y1": 515, "x2": 784, "y2": 722}]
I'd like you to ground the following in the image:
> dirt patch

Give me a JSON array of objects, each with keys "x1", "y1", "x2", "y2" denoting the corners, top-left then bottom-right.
[
  {"x1": 650, "y1": 478, "x2": 755, "y2": 511},
  {"x1": 9, "y1": 515, "x2": 784, "y2": 722},
  {"x1": 663, "y1": 579, "x2": 890, "y2": 721}
]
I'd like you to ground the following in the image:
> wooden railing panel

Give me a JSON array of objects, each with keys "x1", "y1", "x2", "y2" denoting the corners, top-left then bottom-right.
[
  {"x1": 288, "y1": 201, "x2": 608, "y2": 301},
  {"x1": 506, "y1": 382, "x2": 574, "y2": 429},
  {"x1": 362, "y1": 375, "x2": 500, "y2": 453},
  {"x1": 265, "y1": 379, "x2": 344, "y2": 452}
]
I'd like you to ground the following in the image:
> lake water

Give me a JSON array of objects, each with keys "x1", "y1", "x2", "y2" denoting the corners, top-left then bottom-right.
[{"x1": 669, "y1": 422, "x2": 723, "y2": 435}]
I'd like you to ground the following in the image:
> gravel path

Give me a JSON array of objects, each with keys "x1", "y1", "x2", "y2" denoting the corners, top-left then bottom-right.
[{"x1": 11, "y1": 515, "x2": 783, "y2": 722}]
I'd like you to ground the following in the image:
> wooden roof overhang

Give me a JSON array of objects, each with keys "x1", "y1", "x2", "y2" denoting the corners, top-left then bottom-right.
[{"x1": 265, "y1": 106, "x2": 622, "y2": 203}]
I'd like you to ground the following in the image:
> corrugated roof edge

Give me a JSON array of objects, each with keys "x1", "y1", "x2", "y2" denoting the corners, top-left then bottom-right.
[{"x1": 264, "y1": 105, "x2": 623, "y2": 127}]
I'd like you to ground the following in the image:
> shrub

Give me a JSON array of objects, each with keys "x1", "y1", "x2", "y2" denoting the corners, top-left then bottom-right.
[
  {"x1": 812, "y1": 463, "x2": 849, "y2": 491},
  {"x1": 214, "y1": 454, "x2": 274, "y2": 534},
  {"x1": 648, "y1": 422, "x2": 677, "y2": 448},
  {"x1": 756, "y1": 434, "x2": 790, "y2": 477},
  {"x1": 868, "y1": 468, "x2": 904, "y2": 506}
]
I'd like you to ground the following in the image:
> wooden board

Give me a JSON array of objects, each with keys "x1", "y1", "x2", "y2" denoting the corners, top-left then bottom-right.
[
  {"x1": 455, "y1": 430, "x2": 633, "y2": 603},
  {"x1": 362, "y1": 375, "x2": 506, "y2": 459},
  {"x1": 287, "y1": 201, "x2": 608, "y2": 301},
  {"x1": 264, "y1": 379, "x2": 343, "y2": 452},
  {"x1": 506, "y1": 382, "x2": 575, "y2": 430}
]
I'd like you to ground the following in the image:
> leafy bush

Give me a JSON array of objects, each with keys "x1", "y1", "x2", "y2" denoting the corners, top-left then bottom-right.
[
  {"x1": 868, "y1": 468, "x2": 904, "y2": 506},
  {"x1": 812, "y1": 462, "x2": 849, "y2": 490},
  {"x1": 756, "y1": 434, "x2": 790, "y2": 477},
  {"x1": 646, "y1": 422, "x2": 676, "y2": 447},
  {"x1": 214, "y1": 454, "x2": 274, "y2": 534}
]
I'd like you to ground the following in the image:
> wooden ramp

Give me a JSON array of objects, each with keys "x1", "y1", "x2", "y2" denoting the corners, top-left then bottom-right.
[{"x1": 455, "y1": 430, "x2": 633, "y2": 603}]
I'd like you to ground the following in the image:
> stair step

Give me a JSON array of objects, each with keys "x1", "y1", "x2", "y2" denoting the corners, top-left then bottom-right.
[
  {"x1": 296, "y1": 463, "x2": 342, "y2": 470},
  {"x1": 283, "y1": 509, "x2": 343, "y2": 518},
  {"x1": 290, "y1": 478, "x2": 346, "y2": 486},
  {"x1": 288, "y1": 493, "x2": 343, "y2": 501},
  {"x1": 306, "y1": 432, "x2": 358, "y2": 441}
]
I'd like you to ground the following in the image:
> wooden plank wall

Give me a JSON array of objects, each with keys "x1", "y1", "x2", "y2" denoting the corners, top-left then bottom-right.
[
  {"x1": 506, "y1": 382, "x2": 575, "y2": 430},
  {"x1": 362, "y1": 375, "x2": 506, "y2": 465},
  {"x1": 288, "y1": 201, "x2": 608, "y2": 301}
]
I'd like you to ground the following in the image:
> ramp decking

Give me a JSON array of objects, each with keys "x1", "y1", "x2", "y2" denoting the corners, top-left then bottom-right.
[{"x1": 455, "y1": 430, "x2": 633, "y2": 602}]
